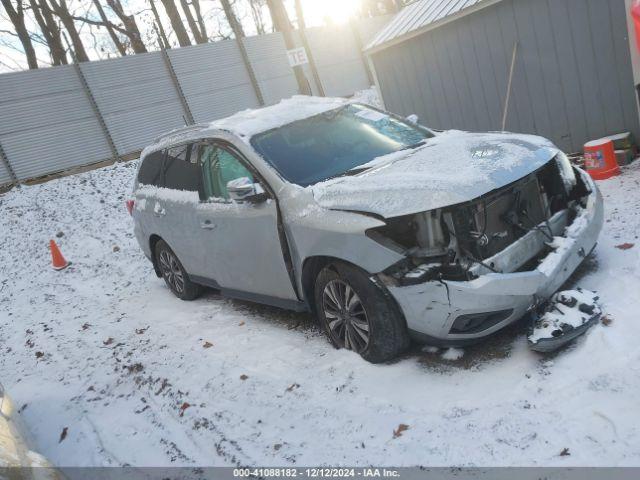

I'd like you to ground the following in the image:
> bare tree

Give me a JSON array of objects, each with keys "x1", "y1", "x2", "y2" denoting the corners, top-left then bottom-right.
[
  {"x1": 30, "y1": 0, "x2": 67, "y2": 64},
  {"x1": 104, "y1": 0, "x2": 148, "y2": 53},
  {"x1": 159, "y1": 0, "x2": 191, "y2": 47},
  {"x1": 1, "y1": 0, "x2": 38, "y2": 68},
  {"x1": 191, "y1": 0, "x2": 207, "y2": 40},
  {"x1": 46, "y1": 0, "x2": 89, "y2": 61},
  {"x1": 179, "y1": 0, "x2": 205, "y2": 43},
  {"x1": 148, "y1": 0, "x2": 170, "y2": 48},
  {"x1": 219, "y1": 0, "x2": 244, "y2": 38},
  {"x1": 266, "y1": 0, "x2": 310, "y2": 94},
  {"x1": 248, "y1": 0, "x2": 266, "y2": 35},
  {"x1": 91, "y1": 0, "x2": 127, "y2": 55}
]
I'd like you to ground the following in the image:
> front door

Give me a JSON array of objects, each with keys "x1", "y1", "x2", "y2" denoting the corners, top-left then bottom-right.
[{"x1": 194, "y1": 143, "x2": 298, "y2": 302}]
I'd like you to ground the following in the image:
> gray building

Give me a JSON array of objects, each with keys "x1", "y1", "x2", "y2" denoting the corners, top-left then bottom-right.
[{"x1": 366, "y1": 0, "x2": 640, "y2": 153}]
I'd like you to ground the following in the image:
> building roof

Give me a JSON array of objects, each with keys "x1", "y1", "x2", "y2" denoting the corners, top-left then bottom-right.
[{"x1": 366, "y1": 0, "x2": 500, "y2": 53}]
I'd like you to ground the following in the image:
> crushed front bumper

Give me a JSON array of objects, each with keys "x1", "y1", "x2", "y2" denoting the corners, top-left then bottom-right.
[{"x1": 386, "y1": 171, "x2": 604, "y2": 345}]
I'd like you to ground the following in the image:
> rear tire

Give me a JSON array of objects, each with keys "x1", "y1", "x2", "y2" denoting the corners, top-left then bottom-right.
[
  {"x1": 154, "y1": 239, "x2": 202, "y2": 301},
  {"x1": 314, "y1": 262, "x2": 410, "y2": 363}
]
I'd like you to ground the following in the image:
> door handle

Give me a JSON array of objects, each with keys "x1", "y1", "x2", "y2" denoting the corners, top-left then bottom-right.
[
  {"x1": 153, "y1": 203, "x2": 166, "y2": 217},
  {"x1": 200, "y1": 220, "x2": 216, "y2": 230}
]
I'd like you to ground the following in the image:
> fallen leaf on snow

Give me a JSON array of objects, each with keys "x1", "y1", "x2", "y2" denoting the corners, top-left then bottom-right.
[
  {"x1": 179, "y1": 402, "x2": 191, "y2": 417},
  {"x1": 59, "y1": 427, "x2": 68, "y2": 443},
  {"x1": 615, "y1": 243, "x2": 635, "y2": 250},
  {"x1": 560, "y1": 447, "x2": 570, "y2": 456},
  {"x1": 601, "y1": 315, "x2": 613, "y2": 326},
  {"x1": 240, "y1": 374, "x2": 249, "y2": 381},
  {"x1": 238, "y1": 321, "x2": 245, "y2": 326},
  {"x1": 125, "y1": 363, "x2": 144, "y2": 374},
  {"x1": 103, "y1": 337, "x2": 114, "y2": 345},
  {"x1": 393, "y1": 424, "x2": 410, "y2": 438},
  {"x1": 203, "y1": 341, "x2": 213, "y2": 348}
]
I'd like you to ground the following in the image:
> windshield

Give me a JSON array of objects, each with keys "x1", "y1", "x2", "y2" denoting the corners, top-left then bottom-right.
[{"x1": 250, "y1": 104, "x2": 433, "y2": 186}]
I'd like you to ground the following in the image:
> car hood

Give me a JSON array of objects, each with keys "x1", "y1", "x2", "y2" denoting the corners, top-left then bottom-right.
[{"x1": 310, "y1": 130, "x2": 559, "y2": 218}]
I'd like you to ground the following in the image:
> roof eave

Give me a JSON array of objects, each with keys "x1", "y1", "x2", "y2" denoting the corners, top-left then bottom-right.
[{"x1": 365, "y1": 0, "x2": 503, "y2": 56}]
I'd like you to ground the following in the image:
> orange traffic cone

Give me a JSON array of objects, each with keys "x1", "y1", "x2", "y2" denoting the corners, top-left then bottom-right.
[{"x1": 49, "y1": 239, "x2": 69, "y2": 270}]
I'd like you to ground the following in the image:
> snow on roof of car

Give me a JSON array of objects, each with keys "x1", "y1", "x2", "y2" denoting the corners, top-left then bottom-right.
[
  {"x1": 366, "y1": 0, "x2": 499, "y2": 53},
  {"x1": 209, "y1": 95, "x2": 348, "y2": 139}
]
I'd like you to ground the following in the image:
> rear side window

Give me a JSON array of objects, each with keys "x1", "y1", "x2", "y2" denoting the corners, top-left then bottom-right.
[
  {"x1": 163, "y1": 144, "x2": 201, "y2": 192},
  {"x1": 137, "y1": 150, "x2": 165, "y2": 186}
]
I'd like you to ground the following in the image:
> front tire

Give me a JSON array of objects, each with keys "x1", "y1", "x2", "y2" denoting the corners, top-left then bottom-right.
[
  {"x1": 314, "y1": 262, "x2": 410, "y2": 363},
  {"x1": 154, "y1": 240, "x2": 202, "y2": 301}
]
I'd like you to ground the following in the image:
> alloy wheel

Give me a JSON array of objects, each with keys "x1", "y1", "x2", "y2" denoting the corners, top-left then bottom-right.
[
  {"x1": 322, "y1": 279, "x2": 370, "y2": 352},
  {"x1": 159, "y1": 249, "x2": 185, "y2": 294}
]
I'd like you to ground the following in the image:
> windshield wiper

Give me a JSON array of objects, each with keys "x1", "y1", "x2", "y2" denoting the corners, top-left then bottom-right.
[{"x1": 400, "y1": 140, "x2": 427, "y2": 151}]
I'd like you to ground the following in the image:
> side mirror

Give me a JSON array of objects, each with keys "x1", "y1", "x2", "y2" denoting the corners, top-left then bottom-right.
[
  {"x1": 227, "y1": 177, "x2": 267, "y2": 203},
  {"x1": 406, "y1": 114, "x2": 419, "y2": 125}
]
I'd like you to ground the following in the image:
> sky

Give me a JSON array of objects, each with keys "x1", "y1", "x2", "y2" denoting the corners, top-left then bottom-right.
[{"x1": 0, "y1": 0, "x2": 364, "y2": 72}]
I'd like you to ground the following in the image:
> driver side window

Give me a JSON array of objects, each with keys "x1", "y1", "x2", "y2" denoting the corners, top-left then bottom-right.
[{"x1": 199, "y1": 144, "x2": 254, "y2": 201}]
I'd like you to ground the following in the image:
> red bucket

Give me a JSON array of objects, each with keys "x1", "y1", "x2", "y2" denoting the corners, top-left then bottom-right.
[{"x1": 584, "y1": 138, "x2": 620, "y2": 180}]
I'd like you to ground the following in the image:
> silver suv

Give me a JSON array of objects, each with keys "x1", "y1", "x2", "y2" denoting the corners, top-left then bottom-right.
[{"x1": 130, "y1": 96, "x2": 603, "y2": 363}]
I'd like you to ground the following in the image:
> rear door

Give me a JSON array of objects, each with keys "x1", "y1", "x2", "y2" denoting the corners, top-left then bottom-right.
[
  {"x1": 193, "y1": 142, "x2": 298, "y2": 302},
  {"x1": 157, "y1": 143, "x2": 204, "y2": 276}
]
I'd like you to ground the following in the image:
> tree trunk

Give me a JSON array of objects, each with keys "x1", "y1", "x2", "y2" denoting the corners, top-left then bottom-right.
[
  {"x1": 92, "y1": 0, "x2": 127, "y2": 55},
  {"x1": 191, "y1": 0, "x2": 207, "y2": 40},
  {"x1": 104, "y1": 0, "x2": 147, "y2": 53},
  {"x1": 178, "y1": 0, "x2": 205, "y2": 43},
  {"x1": 293, "y1": 0, "x2": 323, "y2": 96},
  {"x1": 248, "y1": 0, "x2": 265, "y2": 35},
  {"x1": 159, "y1": 0, "x2": 191, "y2": 47},
  {"x1": 30, "y1": 0, "x2": 67, "y2": 64},
  {"x1": 266, "y1": 0, "x2": 310, "y2": 95},
  {"x1": 219, "y1": 0, "x2": 245, "y2": 39},
  {"x1": 47, "y1": 0, "x2": 90, "y2": 62},
  {"x1": 2, "y1": 0, "x2": 38, "y2": 68},
  {"x1": 148, "y1": 0, "x2": 170, "y2": 48}
]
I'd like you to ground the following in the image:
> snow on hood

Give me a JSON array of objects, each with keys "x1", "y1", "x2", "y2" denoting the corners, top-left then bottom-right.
[{"x1": 310, "y1": 130, "x2": 558, "y2": 218}]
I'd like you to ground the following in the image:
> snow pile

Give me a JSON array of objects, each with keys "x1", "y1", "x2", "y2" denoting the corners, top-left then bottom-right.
[
  {"x1": 529, "y1": 289, "x2": 602, "y2": 344},
  {"x1": 1, "y1": 160, "x2": 640, "y2": 467}
]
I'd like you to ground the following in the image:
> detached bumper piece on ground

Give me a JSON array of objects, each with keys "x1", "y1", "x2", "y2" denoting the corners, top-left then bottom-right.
[{"x1": 528, "y1": 289, "x2": 602, "y2": 353}]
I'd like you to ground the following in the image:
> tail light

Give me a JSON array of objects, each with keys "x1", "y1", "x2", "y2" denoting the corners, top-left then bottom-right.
[{"x1": 126, "y1": 199, "x2": 135, "y2": 216}]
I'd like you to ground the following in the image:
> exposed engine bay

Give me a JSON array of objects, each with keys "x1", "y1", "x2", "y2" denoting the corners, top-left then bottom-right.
[{"x1": 369, "y1": 155, "x2": 592, "y2": 287}]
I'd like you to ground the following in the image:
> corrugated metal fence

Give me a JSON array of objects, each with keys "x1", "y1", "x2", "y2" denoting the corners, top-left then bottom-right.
[{"x1": 0, "y1": 16, "x2": 389, "y2": 187}]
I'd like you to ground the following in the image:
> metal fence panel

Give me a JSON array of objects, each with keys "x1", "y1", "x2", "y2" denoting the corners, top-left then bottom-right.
[
  {"x1": 0, "y1": 65, "x2": 112, "y2": 182},
  {"x1": 168, "y1": 40, "x2": 260, "y2": 122},
  {"x1": 0, "y1": 16, "x2": 391, "y2": 186},
  {"x1": 81, "y1": 52, "x2": 186, "y2": 155},
  {"x1": 305, "y1": 26, "x2": 369, "y2": 97},
  {"x1": 243, "y1": 33, "x2": 299, "y2": 105}
]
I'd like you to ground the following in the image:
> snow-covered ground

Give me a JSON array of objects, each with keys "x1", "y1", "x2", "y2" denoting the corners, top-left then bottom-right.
[{"x1": 1, "y1": 158, "x2": 640, "y2": 467}]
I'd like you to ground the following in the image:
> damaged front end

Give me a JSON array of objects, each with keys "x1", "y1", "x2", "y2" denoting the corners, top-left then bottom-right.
[{"x1": 368, "y1": 154, "x2": 604, "y2": 345}]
